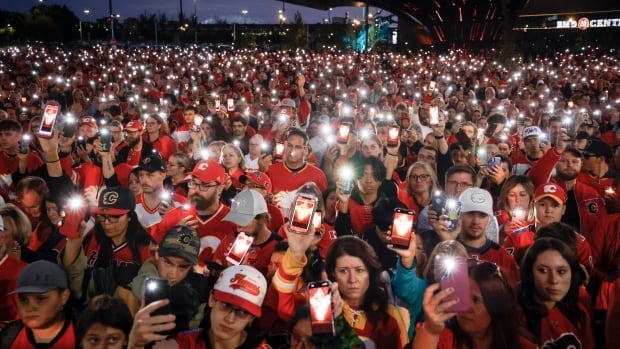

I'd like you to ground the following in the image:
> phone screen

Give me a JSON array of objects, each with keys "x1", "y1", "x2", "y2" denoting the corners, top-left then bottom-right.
[
  {"x1": 431, "y1": 191, "x2": 446, "y2": 214},
  {"x1": 445, "y1": 200, "x2": 461, "y2": 232},
  {"x1": 336, "y1": 123, "x2": 351, "y2": 144},
  {"x1": 39, "y1": 103, "x2": 60, "y2": 138},
  {"x1": 144, "y1": 278, "x2": 172, "y2": 316},
  {"x1": 312, "y1": 211, "x2": 322, "y2": 230},
  {"x1": 434, "y1": 255, "x2": 471, "y2": 312},
  {"x1": 387, "y1": 126, "x2": 400, "y2": 147},
  {"x1": 289, "y1": 195, "x2": 317, "y2": 234},
  {"x1": 215, "y1": 99, "x2": 221, "y2": 111},
  {"x1": 192, "y1": 115, "x2": 203, "y2": 132},
  {"x1": 273, "y1": 142, "x2": 285, "y2": 159},
  {"x1": 429, "y1": 81, "x2": 436, "y2": 90},
  {"x1": 429, "y1": 106, "x2": 439, "y2": 125},
  {"x1": 225, "y1": 232, "x2": 254, "y2": 265},
  {"x1": 308, "y1": 281, "x2": 335, "y2": 336},
  {"x1": 390, "y1": 209, "x2": 414, "y2": 249},
  {"x1": 227, "y1": 98, "x2": 235, "y2": 111},
  {"x1": 100, "y1": 128, "x2": 112, "y2": 152}
]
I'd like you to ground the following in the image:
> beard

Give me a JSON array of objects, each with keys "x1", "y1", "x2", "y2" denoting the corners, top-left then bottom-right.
[
  {"x1": 191, "y1": 193, "x2": 217, "y2": 210},
  {"x1": 556, "y1": 168, "x2": 579, "y2": 181},
  {"x1": 128, "y1": 137, "x2": 140, "y2": 148}
]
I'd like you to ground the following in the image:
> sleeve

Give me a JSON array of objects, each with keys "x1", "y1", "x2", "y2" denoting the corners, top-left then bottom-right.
[
  {"x1": 436, "y1": 151, "x2": 453, "y2": 188},
  {"x1": 130, "y1": 259, "x2": 160, "y2": 299},
  {"x1": 334, "y1": 207, "x2": 353, "y2": 236},
  {"x1": 529, "y1": 148, "x2": 561, "y2": 187},
  {"x1": 391, "y1": 257, "x2": 427, "y2": 339},
  {"x1": 58, "y1": 247, "x2": 87, "y2": 301},
  {"x1": 271, "y1": 250, "x2": 307, "y2": 321}
]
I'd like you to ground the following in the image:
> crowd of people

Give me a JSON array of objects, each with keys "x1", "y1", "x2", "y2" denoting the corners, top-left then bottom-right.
[{"x1": 0, "y1": 43, "x2": 618, "y2": 349}]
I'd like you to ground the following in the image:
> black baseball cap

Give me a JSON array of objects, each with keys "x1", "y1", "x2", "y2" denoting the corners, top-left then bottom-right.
[
  {"x1": 137, "y1": 152, "x2": 166, "y2": 173},
  {"x1": 91, "y1": 187, "x2": 136, "y2": 215},
  {"x1": 9, "y1": 260, "x2": 68, "y2": 294}
]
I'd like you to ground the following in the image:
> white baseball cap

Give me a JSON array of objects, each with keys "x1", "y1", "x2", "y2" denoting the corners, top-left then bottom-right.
[
  {"x1": 223, "y1": 189, "x2": 268, "y2": 226},
  {"x1": 213, "y1": 265, "x2": 267, "y2": 317},
  {"x1": 522, "y1": 126, "x2": 542, "y2": 139},
  {"x1": 459, "y1": 188, "x2": 494, "y2": 217}
]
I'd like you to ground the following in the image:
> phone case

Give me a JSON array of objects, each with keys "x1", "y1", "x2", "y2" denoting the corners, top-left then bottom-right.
[
  {"x1": 289, "y1": 194, "x2": 318, "y2": 234},
  {"x1": 337, "y1": 123, "x2": 351, "y2": 144},
  {"x1": 308, "y1": 281, "x2": 335, "y2": 336},
  {"x1": 226, "y1": 232, "x2": 254, "y2": 265},
  {"x1": 390, "y1": 209, "x2": 415, "y2": 249},
  {"x1": 39, "y1": 103, "x2": 60, "y2": 138},
  {"x1": 387, "y1": 126, "x2": 400, "y2": 147},
  {"x1": 273, "y1": 143, "x2": 285, "y2": 159},
  {"x1": 445, "y1": 201, "x2": 461, "y2": 232},
  {"x1": 434, "y1": 255, "x2": 471, "y2": 312}
]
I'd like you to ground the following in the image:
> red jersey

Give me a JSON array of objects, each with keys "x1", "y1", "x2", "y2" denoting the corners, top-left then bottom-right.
[
  {"x1": 267, "y1": 162, "x2": 328, "y2": 196},
  {"x1": 437, "y1": 327, "x2": 538, "y2": 349},
  {"x1": 83, "y1": 232, "x2": 152, "y2": 268},
  {"x1": 267, "y1": 203, "x2": 284, "y2": 232},
  {"x1": 0, "y1": 255, "x2": 27, "y2": 323},
  {"x1": 396, "y1": 190, "x2": 423, "y2": 224},
  {"x1": 534, "y1": 305, "x2": 595, "y2": 349},
  {"x1": 0, "y1": 151, "x2": 43, "y2": 189},
  {"x1": 460, "y1": 238, "x2": 520, "y2": 286},
  {"x1": 503, "y1": 226, "x2": 594, "y2": 271},
  {"x1": 175, "y1": 329, "x2": 271, "y2": 349},
  {"x1": 9, "y1": 318, "x2": 75, "y2": 349},
  {"x1": 147, "y1": 135, "x2": 176, "y2": 161},
  {"x1": 134, "y1": 192, "x2": 188, "y2": 230},
  {"x1": 154, "y1": 204, "x2": 236, "y2": 264},
  {"x1": 342, "y1": 302, "x2": 408, "y2": 349},
  {"x1": 212, "y1": 232, "x2": 283, "y2": 275},
  {"x1": 335, "y1": 199, "x2": 374, "y2": 236},
  {"x1": 171, "y1": 124, "x2": 191, "y2": 153}
]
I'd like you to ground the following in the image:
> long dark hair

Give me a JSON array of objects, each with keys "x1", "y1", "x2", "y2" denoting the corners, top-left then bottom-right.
[
  {"x1": 92, "y1": 211, "x2": 152, "y2": 267},
  {"x1": 451, "y1": 261, "x2": 523, "y2": 349},
  {"x1": 517, "y1": 238, "x2": 585, "y2": 343},
  {"x1": 325, "y1": 236, "x2": 387, "y2": 322}
]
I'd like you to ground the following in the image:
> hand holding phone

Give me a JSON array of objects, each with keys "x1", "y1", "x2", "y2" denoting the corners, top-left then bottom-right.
[
  {"x1": 58, "y1": 196, "x2": 89, "y2": 239},
  {"x1": 100, "y1": 128, "x2": 112, "y2": 152},
  {"x1": 19, "y1": 134, "x2": 32, "y2": 154},
  {"x1": 39, "y1": 102, "x2": 61, "y2": 138},
  {"x1": 143, "y1": 277, "x2": 173, "y2": 338},
  {"x1": 387, "y1": 126, "x2": 400, "y2": 147},
  {"x1": 336, "y1": 123, "x2": 351, "y2": 144},
  {"x1": 273, "y1": 142, "x2": 285, "y2": 160},
  {"x1": 433, "y1": 255, "x2": 471, "y2": 312},
  {"x1": 308, "y1": 281, "x2": 335, "y2": 337},
  {"x1": 429, "y1": 106, "x2": 439, "y2": 126}
]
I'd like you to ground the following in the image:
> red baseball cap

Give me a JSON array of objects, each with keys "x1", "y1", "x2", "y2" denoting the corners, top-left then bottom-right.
[
  {"x1": 125, "y1": 120, "x2": 143, "y2": 132},
  {"x1": 191, "y1": 160, "x2": 226, "y2": 185},
  {"x1": 239, "y1": 171, "x2": 272, "y2": 193},
  {"x1": 534, "y1": 183, "x2": 567, "y2": 205},
  {"x1": 79, "y1": 117, "x2": 98, "y2": 130}
]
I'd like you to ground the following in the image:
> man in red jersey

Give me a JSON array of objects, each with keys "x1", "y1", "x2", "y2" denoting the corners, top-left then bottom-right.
[
  {"x1": 0, "y1": 120, "x2": 43, "y2": 191},
  {"x1": 154, "y1": 160, "x2": 236, "y2": 265},
  {"x1": 260, "y1": 127, "x2": 328, "y2": 213},
  {"x1": 116, "y1": 120, "x2": 153, "y2": 166},
  {"x1": 512, "y1": 126, "x2": 545, "y2": 175},
  {"x1": 239, "y1": 171, "x2": 284, "y2": 232},
  {"x1": 171, "y1": 105, "x2": 198, "y2": 153}
]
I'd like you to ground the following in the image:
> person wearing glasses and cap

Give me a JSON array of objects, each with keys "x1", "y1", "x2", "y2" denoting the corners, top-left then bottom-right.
[
  {"x1": 512, "y1": 126, "x2": 545, "y2": 176},
  {"x1": 61, "y1": 187, "x2": 152, "y2": 306},
  {"x1": 128, "y1": 265, "x2": 271, "y2": 349},
  {"x1": 154, "y1": 160, "x2": 236, "y2": 265}
]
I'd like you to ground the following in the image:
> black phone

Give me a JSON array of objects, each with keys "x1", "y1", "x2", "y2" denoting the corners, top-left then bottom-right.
[
  {"x1": 307, "y1": 281, "x2": 335, "y2": 337},
  {"x1": 144, "y1": 277, "x2": 172, "y2": 317},
  {"x1": 19, "y1": 134, "x2": 31, "y2": 154},
  {"x1": 390, "y1": 208, "x2": 415, "y2": 249},
  {"x1": 77, "y1": 136, "x2": 87, "y2": 149},
  {"x1": 431, "y1": 191, "x2": 447, "y2": 214},
  {"x1": 100, "y1": 129, "x2": 112, "y2": 152}
]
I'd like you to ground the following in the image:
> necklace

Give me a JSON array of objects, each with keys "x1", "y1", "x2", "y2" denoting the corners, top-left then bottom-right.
[{"x1": 347, "y1": 306, "x2": 365, "y2": 326}]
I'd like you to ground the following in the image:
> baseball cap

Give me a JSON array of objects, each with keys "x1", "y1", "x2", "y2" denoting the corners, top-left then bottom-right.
[
  {"x1": 575, "y1": 131, "x2": 591, "y2": 141},
  {"x1": 522, "y1": 126, "x2": 542, "y2": 139},
  {"x1": 212, "y1": 265, "x2": 267, "y2": 317},
  {"x1": 223, "y1": 190, "x2": 268, "y2": 226},
  {"x1": 584, "y1": 138, "x2": 613, "y2": 160},
  {"x1": 459, "y1": 188, "x2": 494, "y2": 216},
  {"x1": 137, "y1": 152, "x2": 166, "y2": 173},
  {"x1": 79, "y1": 117, "x2": 98, "y2": 130},
  {"x1": 191, "y1": 160, "x2": 226, "y2": 185},
  {"x1": 534, "y1": 183, "x2": 567, "y2": 205},
  {"x1": 91, "y1": 187, "x2": 136, "y2": 215},
  {"x1": 239, "y1": 171, "x2": 272, "y2": 193},
  {"x1": 9, "y1": 260, "x2": 68, "y2": 295},
  {"x1": 158, "y1": 225, "x2": 200, "y2": 265},
  {"x1": 278, "y1": 98, "x2": 296, "y2": 109},
  {"x1": 125, "y1": 120, "x2": 143, "y2": 132}
]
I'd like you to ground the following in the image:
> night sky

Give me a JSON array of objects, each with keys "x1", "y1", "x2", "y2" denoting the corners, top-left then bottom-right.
[{"x1": 1, "y1": 0, "x2": 381, "y2": 25}]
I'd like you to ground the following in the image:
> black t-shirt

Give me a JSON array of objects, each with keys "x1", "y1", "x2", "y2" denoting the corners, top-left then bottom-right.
[{"x1": 562, "y1": 189, "x2": 581, "y2": 232}]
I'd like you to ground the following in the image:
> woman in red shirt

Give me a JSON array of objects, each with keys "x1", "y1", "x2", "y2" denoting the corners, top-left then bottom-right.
[
  {"x1": 144, "y1": 114, "x2": 176, "y2": 161},
  {"x1": 220, "y1": 143, "x2": 246, "y2": 191}
]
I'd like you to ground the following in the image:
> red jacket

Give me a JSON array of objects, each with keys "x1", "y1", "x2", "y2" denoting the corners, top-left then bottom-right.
[{"x1": 529, "y1": 148, "x2": 608, "y2": 240}]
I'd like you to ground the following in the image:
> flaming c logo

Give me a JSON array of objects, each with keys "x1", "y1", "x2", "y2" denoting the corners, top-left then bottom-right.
[{"x1": 102, "y1": 191, "x2": 119, "y2": 205}]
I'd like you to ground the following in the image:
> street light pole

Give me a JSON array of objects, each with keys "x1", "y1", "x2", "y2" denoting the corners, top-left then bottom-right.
[
  {"x1": 108, "y1": 0, "x2": 115, "y2": 40},
  {"x1": 193, "y1": 0, "x2": 198, "y2": 44}
]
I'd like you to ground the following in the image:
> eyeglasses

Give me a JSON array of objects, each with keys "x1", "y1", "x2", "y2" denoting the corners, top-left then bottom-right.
[
  {"x1": 409, "y1": 174, "x2": 431, "y2": 182},
  {"x1": 188, "y1": 181, "x2": 219, "y2": 191},
  {"x1": 446, "y1": 180, "x2": 473, "y2": 189},
  {"x1": 95, "y1": 214, "x2": 122, "y2": 223},
  {"x1": 214, "y1": 300, "x2": 252, "y2": 319}
]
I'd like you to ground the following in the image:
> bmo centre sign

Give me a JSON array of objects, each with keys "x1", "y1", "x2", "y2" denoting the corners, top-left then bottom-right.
[{"x1": 556, "y1": 17, "x2": 620, "y2": 30}]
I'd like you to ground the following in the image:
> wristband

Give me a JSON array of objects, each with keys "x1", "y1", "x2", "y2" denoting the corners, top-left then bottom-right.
[
  {"x1": 434, "y1": 134, "x2": 444, "y2": 139},
  {"x1": 387, "y1": 153, "x2": 399, "y2": 157},
  {"x1": 46, "y1": 159, "x2": 61, "y2": 164}
]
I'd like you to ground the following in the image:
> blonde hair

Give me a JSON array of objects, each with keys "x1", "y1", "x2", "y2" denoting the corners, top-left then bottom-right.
[
  {"x1": 0, "y1": 204, "x2": 33, "y2": 247},
  {"x1": 405, "y1": 162, "x2": 439, "y2": 196},
  {"x1": 423, "y1": 240, "x2": 468, "y2": 283}
]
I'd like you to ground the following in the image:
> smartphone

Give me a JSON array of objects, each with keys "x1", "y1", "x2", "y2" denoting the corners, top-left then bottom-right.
[
  {"x1": 100, "y1": 128, "x2": 112, "y2": 152},
  {"x1": 312, "y1": 211, "x2": 322, "y2": 231},
  {"x1": 227, "y1": 98, "x2": 235, "y2": 111},
  {"x1": 144, "y1": 277, "x2": 172, "y2": 317},
  {"x1": 429, "y1": 81, "x2": 436, "y2": 90},
  {"x1": 445, "y1": 199, "x2": 461, "y2": 232},
  {"x1": 511, "y1": 208, "x2": 526, "y2": 221},
  {"x1": 336, "y1": 123, "x2": 351, "y2": 144},
  {"x1": 390, "y1": 208, "x2": 415, "y2": 249},
  {"x1": 39, "y1": 102, "x2": 61, "y2": 138},
  {"x1": 488, "y1": 156, "x2": 501, "y2": 168},
  {"x1": 431, "y1": 191, "x2": 447, "y2": 214},
  {"x1": 568, "y1": 101, "x2": 574, "y2": 108},
  {"x1": 225, "y1": 232, "x2": 254, "y2": 265},
  {"x1": 273, "y1": 142, "x2": 285, "y2": 160},
  {"x1": 192, "y1": 115, "x2": 203, "y2": 132},
  {"x1": 289, "y1": 194, "x2": 318, "y2": 234},
  {"x1": 433, "y1": 255, "x2": 471, "y2": 312},
  {"x1": 160, "y1": 191, "x2": 173, "y2": 206},
  {"x1": 429, "y1": 106, "x2": 439, "y2": 126},
  {"x1": 307, "y1": 281, "x2": 335, "y2": 337},
  {"x1": 77, "y1": 136, "x2": 87, "y2": 149},
  {"x1": 387, "y1": 126, "x2": 400, "y2": 147},
  {"x1": 215, "y1": 98, "x2": 221, "y2": 111},
  {"x1": 19, "y1": 134, "x2": 31, "y2": 154},
  {"x1": 260, "y1": 142, "x2": 271, "y2": 155},
  {"x1": 21, "y1": 96, "x2": 27, "y2": 103}
]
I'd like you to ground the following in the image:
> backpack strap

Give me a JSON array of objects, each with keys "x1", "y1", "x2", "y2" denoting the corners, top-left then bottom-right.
[{"x1": 0, "y1": 320, "x2": 23, "y2": 348}]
